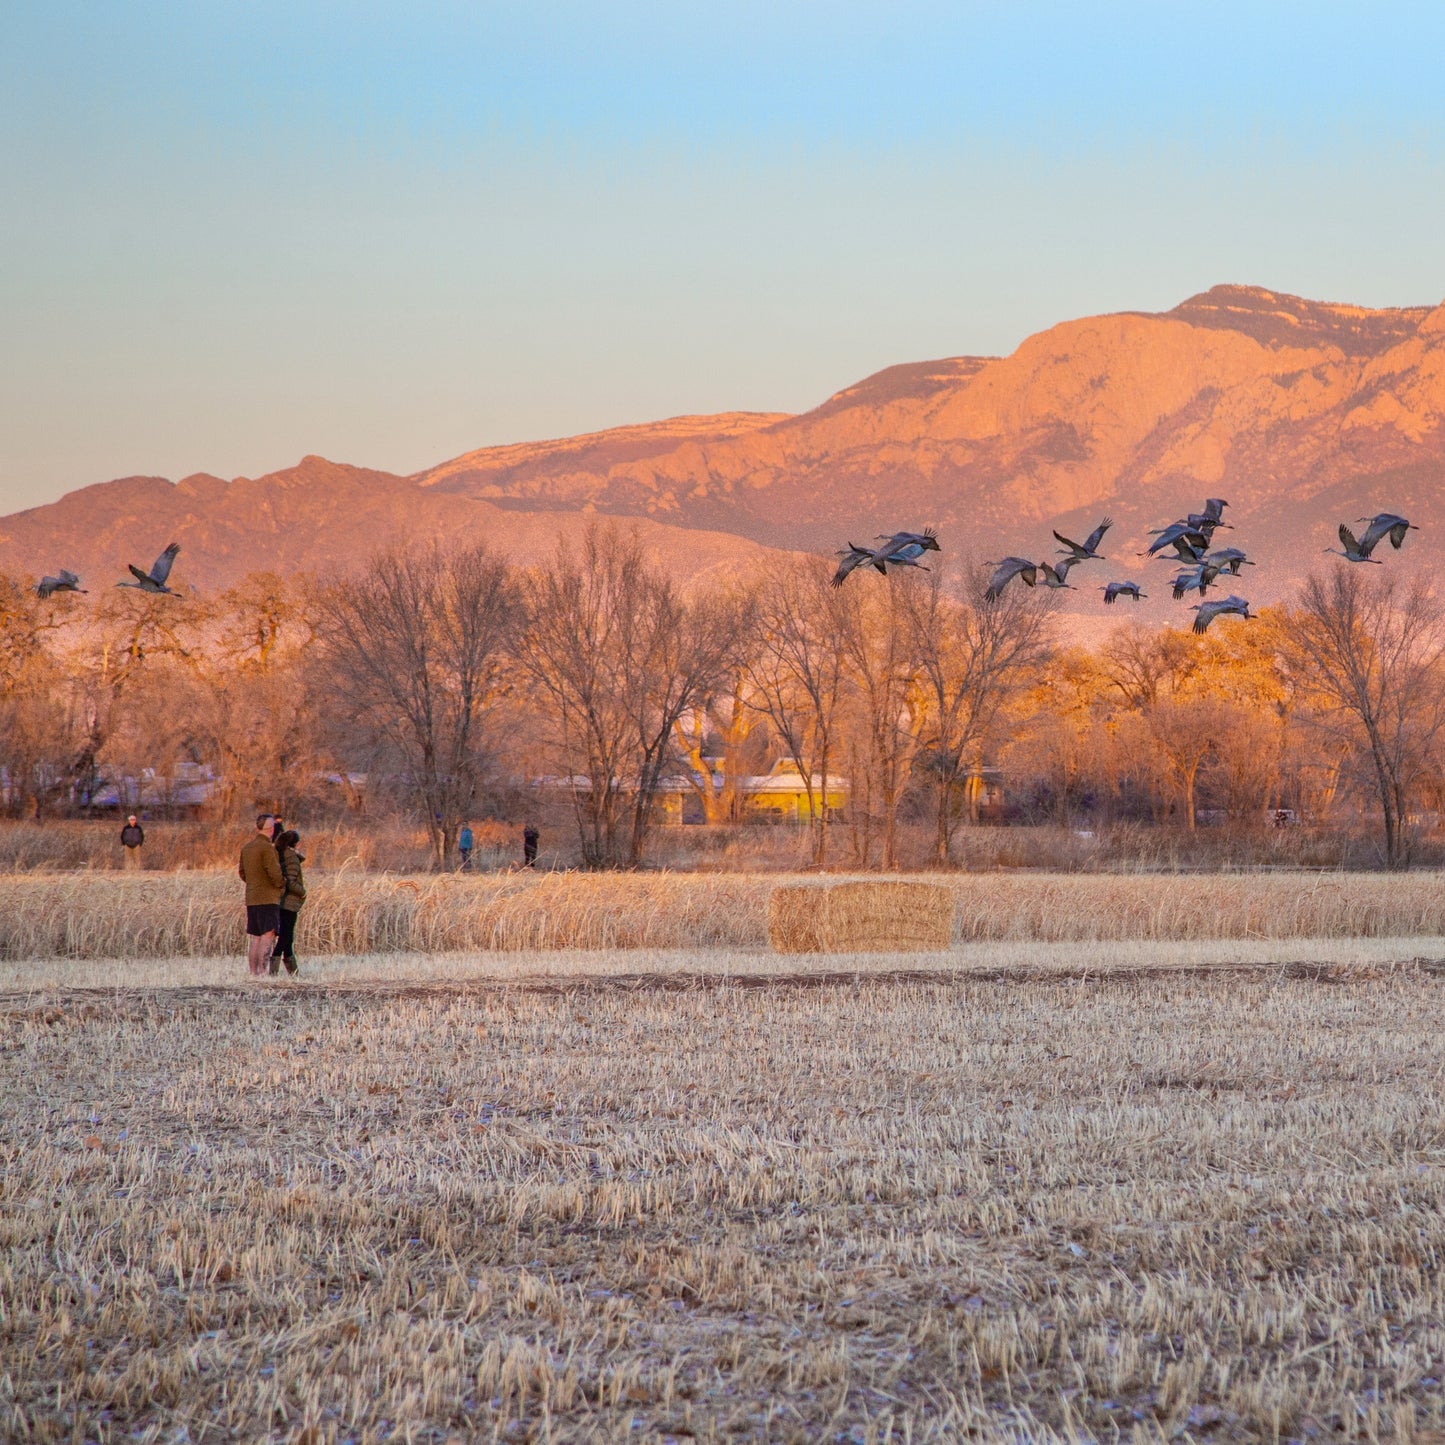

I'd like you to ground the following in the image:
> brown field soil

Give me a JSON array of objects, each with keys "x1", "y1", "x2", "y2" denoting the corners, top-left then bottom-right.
[
  {"x1": 10, "y1": 869, "x2": 1445, "y2": 961},
  {"x1": 2, "y1": 958, "x2": 1443, "y2": 1442}
]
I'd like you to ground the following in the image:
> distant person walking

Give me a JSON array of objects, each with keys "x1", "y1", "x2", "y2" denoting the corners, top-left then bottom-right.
[
  {"x1": 270, "y1": 829, "x2": 306, "y2": 975},
  {"x1": 120, "y1": 814, "x2": 144, "y2": 870},
  {"x1": 523, "y1": 823, "x2": 539, "y2": 869},
  {"x1": 458, "y1": 823, "x2": 474, "y2": 872},
  {"x1": 239, "y1": 813, "x2": 284, "y2": 978}
]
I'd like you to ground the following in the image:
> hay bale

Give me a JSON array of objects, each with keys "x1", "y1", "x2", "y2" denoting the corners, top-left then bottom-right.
[{"x1": 768, "y1": 881, "x2": 955, "y2": 954}]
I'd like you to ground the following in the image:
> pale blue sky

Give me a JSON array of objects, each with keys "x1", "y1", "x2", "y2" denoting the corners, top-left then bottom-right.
[{"x1": 4, "y1": 2, "x2": 1444, "y2": 509}]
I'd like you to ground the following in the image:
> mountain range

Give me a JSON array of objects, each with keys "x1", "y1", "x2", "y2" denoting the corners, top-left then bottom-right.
[{"x1": 3, "y1": 284, "x2": 1443, "y2": 610}]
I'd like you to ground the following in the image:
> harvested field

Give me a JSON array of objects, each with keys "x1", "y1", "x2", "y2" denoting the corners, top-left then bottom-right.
[
  {"x1": 2, "y1": 958, "x2": 1443, "y2": 1442},
  {"x1": 4, "y1": 935, "x2": 1445, "y2": 992},
  {"x1": 9, "y1": 869, "x2": 1445, "y2": 959}
]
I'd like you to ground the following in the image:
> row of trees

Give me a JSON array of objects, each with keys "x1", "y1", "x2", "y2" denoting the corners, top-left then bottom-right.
[
  {"x1": 315, "y1": 530, "x2": 1052, "y2": 868},
  {"x1": 2, "y1": 527, "x2": 1443, "y2": 868}
]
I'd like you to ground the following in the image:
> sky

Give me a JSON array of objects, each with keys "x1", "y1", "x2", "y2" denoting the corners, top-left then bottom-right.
[{"x1": 3, "y1": 1, "x2": 1445, "y2": 512}]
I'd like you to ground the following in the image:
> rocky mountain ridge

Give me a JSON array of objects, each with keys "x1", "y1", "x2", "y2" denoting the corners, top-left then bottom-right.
[{"x1": 4, "y1": 285, "x2": 1443, "y2": 610}]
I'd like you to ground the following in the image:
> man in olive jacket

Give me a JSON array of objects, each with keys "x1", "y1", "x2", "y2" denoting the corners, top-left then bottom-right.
[{"x1": 239, "y1": 813, "x2": 285, "y2": 977}]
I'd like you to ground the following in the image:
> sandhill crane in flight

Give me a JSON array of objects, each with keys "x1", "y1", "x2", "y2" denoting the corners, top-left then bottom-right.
[
  {"x1": 1102, "y1": 581, "x2": 1146, "y2": 604},
  {"x1": 1326, "y1": 524, "x2": 1382, "y2": 564},
  {"x1": 833, "y1": 544, "x2": 883, "y2": 587},
  {"x1": 1054, "y1": 517, "x2": 1112, "y2": 562},
  {"x1": 35, "y1": 569, "x2": 87, "y2": 599},
  {"x1": 1037, "y1": 558, "x2": 1078, "y2": 590},
  {"x1": 1171, "y1": 563, "x2": 1223, "y2": 600},
  {"x1": 117, "y1": 543, "x2": 183, "y2": 595},
  {"x1": 1184, "y1": 498, "x2": 1230, "y2": 539},
  {"x1": 984, "y1": 557, "x2": 1038, "y2": 601},
  {"x1": 1144, "y1": 522, "x2": 1209, "y2": 560},
  {"x1": 1204, "y1": 547, "x2": 1254, "y2": 575},
  {"x1": 871, "y1": 529, "x2": 941, "y2": 571},
  {"x1": 1191, "y1": 594, "x2": 1253, "y2": 634},
  {"x1": 1357, "y1": 513, "x2": 1417, "y2": 555}
]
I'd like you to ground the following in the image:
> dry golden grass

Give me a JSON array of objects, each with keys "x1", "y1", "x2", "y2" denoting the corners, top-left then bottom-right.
[
  {"x1": 768, "y1": 881, "x2": 955, "y2": 953},
  {"x1": 3, "y1": 956, "x2": 1443, "y2": 1442},
  {"x1": 9, "y1": 870, "x2": 1445, "y2": 961}
]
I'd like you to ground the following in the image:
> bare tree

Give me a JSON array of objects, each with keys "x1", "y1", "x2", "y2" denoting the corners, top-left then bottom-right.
[
  {"x1": 1207, "y1": 702, "x2": 1284, "y2": 822},
  {"x1": 903, "y1": 560, "x2": 1053, "y2": 861},
  {"x1": 1101, "y1": 624, "x2": 1202, "y2": 709},
  {"x1": 0, "y1": 574, "x2": 102, "y2": 816},
  {"x1": 838, "y1": 576, "x2": 926, "y2": 870},
  {"x1": 1280, "y1": 566, "x2": 1445, "y2": 868},
  {"x1": 671, "y1": 666, "x2": 769, "y2": 825},
  {"x1": 518, "y1": 525, "x2": 742, "y2": 868},
  {"x1": 1144, "y1": 697, "x2": 1226, "y2": 831},
  {"x1": 318, "y1": 545, "x2": 516, "y2": 867},
  {"x1": 743, "y1": 560, "x2": 850, "y2": 865}
]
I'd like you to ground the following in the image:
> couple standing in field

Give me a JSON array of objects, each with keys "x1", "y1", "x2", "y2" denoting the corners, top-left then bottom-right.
[{"x1": 238, "y1": 813, "x2": 307, "y2": 977}]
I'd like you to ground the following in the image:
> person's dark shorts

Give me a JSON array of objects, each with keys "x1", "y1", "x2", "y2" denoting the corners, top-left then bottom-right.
[{"x1": 245, "y1": 904, "x2": 281, "y2": 936}]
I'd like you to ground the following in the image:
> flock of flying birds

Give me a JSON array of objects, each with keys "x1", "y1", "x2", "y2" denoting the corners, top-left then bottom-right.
[
  {"x1": 34, "y1": 544, "x2": 184, "y2": 600},
  {"x1": 36, "y1": 510, "x2": 1422, "y2": 628},
  {"x1": 835, "y1": 504, "x2": 1419, "y2": 635}
]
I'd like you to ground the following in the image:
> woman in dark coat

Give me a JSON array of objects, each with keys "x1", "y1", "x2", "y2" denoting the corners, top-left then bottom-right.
[{"x1": 270, "y1": 829, "x2": 306, "y2": 975}]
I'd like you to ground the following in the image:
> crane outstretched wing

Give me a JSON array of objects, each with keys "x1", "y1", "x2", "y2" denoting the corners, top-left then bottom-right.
[
  {"x1": 149, "y1": 543, "x2": 180, "y2": 584},
  {"x1": 1147, "y1": 522, "x2": 1206, "y2": 557},
  {"x1": 832, "y1": 546, "x2": 872, "y2": 588},
  {"x1": 985, "y1": 557, "x2": 1036, "y2": 601},
  {"x1": 1359, "y1": 514, "x2": 1410, "y2": 554}
]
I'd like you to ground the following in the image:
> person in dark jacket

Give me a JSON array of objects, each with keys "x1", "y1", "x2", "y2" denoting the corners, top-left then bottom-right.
[
  {"x1": 458, "y1": 822, "x2": 474, "y2": 872},
  {"x1": 523, "y1": 823, "x2": 538, "y2": 868},
  {"x1": 270, "y1": 829, "x2": 306, "y2": 975},
  {"x1": 239, "y1": 814, "x2": 285, "y2": 977},
  {"x1": 120, "y1": 814, "x2": 144, "y2": 870}
]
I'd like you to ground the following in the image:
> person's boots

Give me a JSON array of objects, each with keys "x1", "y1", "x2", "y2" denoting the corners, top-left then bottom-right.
[
  {"x1": 268, "y1": 953, "x2": 280, "y2": 976},
  {"x1": 284, "y1": 955, "x2": 299, "y2": 976}
]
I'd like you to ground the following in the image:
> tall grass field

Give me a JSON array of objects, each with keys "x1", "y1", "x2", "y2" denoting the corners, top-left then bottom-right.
[{"x1": 8, "y1": 869, "x2": 1445, "y2": 960}]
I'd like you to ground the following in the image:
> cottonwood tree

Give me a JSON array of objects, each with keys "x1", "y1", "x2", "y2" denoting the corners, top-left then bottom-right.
[
  {"x1": 1143, "y1": 696, "x2": 1226, "y2": 830},
  {"x1": 318, "y1": 544, "x2": 516, "y2": 867},
  {"x1": 838, "y1": 575, "x2": 926, "y2": 870},
  {"x1": 193, "y1": 573, "x2": 323, "y2": 818},
  {"x1": 671, "y1": 668, "x2": 770, "y2": 825},
  {"x1": 1280, "y1": 566, "x2": 1445, "y2": 868},
  {"x1": 743, "y1": 560, "x2": 851, "y2": 865},
  {"x1": 903, "y1": 560, "x2": 1053, "y2": 860},
  {"x1": 0, "y1": 574, "x2": 104, "y2": 816},
  {"x1": 518, "y1": 525, "x2": 743, "y2": 868},
  {"x1": 0, "y1": 577, "x2": 70, "y2": 816}
]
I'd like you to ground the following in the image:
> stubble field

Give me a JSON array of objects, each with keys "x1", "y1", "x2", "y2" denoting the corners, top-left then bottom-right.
[{"x1": 3, "y1": 946, "x2": 1444, "y2": 1443}]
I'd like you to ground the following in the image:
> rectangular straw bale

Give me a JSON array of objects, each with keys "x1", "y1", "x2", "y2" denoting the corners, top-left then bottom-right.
[{"x1": 768, "y1": 880, "x2": 955, "y2": 953}]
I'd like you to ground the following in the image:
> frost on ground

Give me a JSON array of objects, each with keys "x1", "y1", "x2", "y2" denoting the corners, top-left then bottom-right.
[{"x1": 2, "y1": 960, "x2": 1443, "y2": 1442}]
